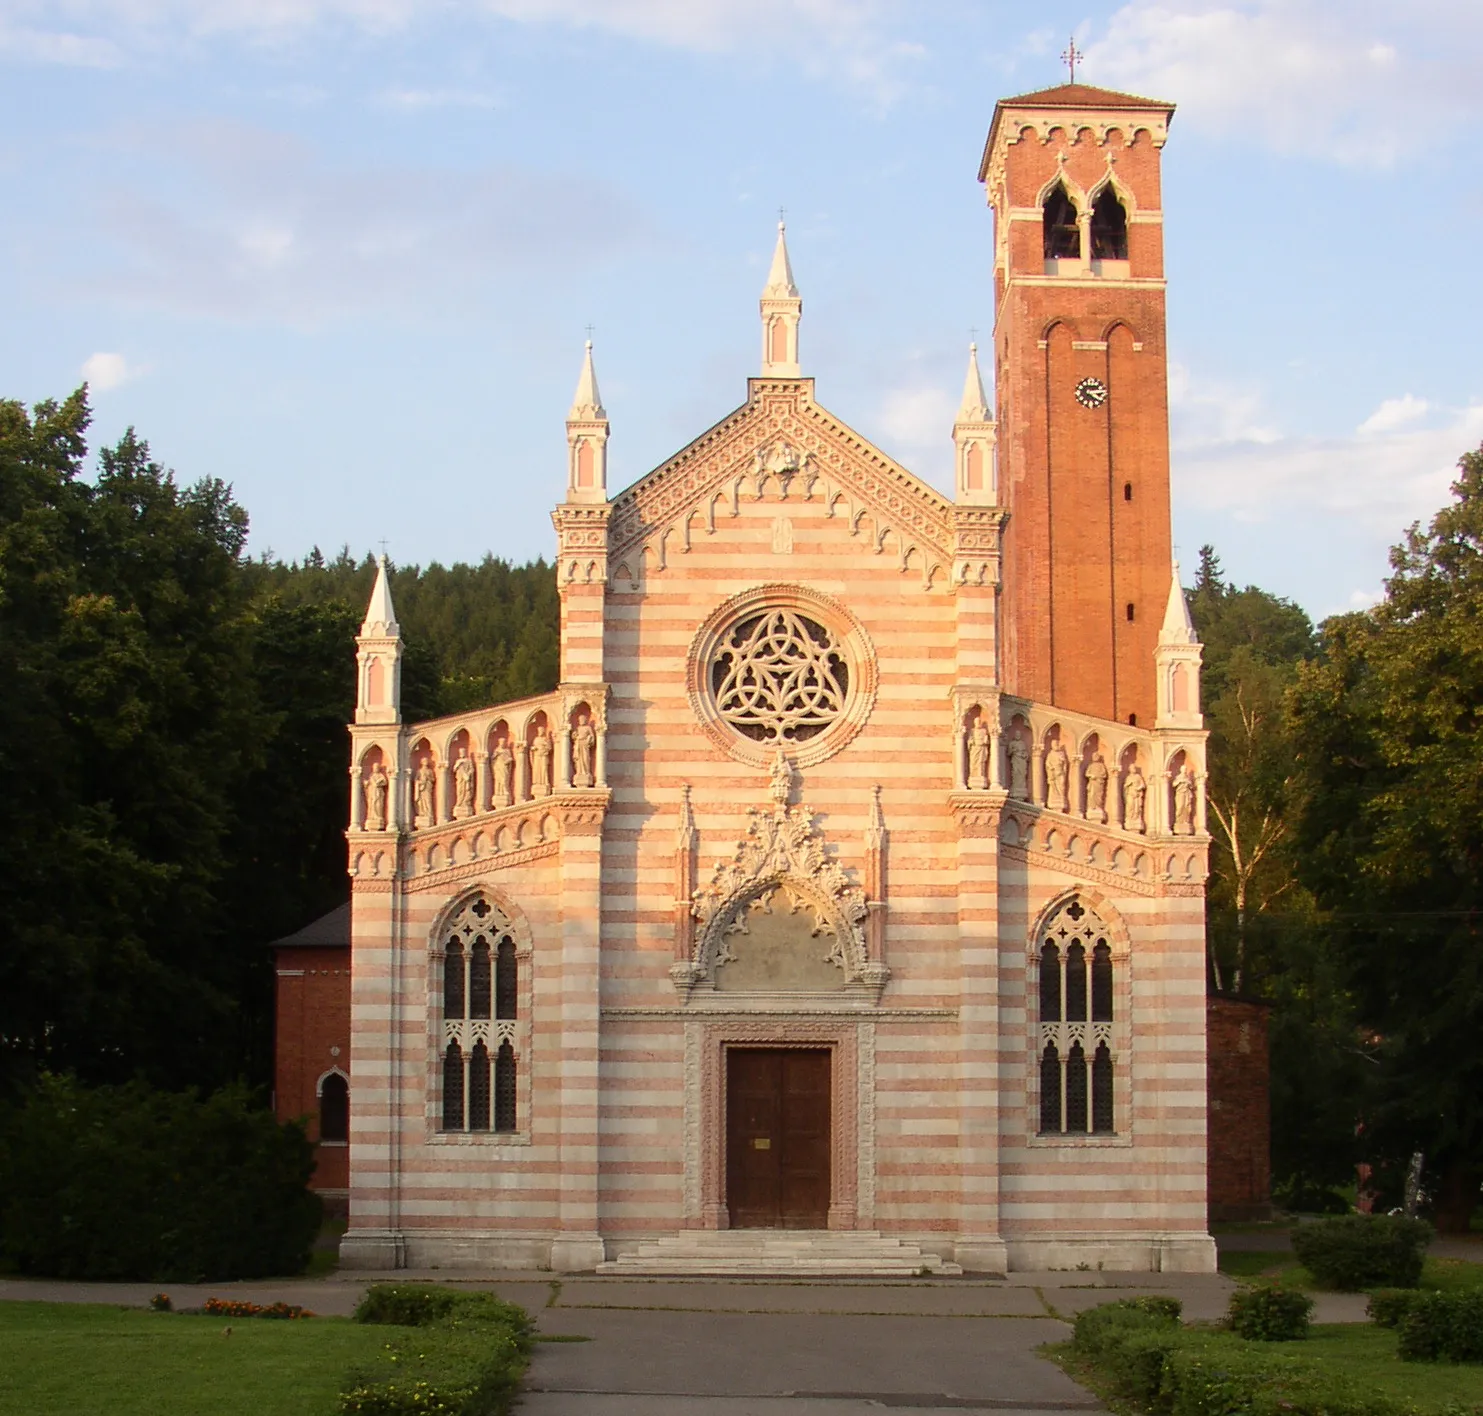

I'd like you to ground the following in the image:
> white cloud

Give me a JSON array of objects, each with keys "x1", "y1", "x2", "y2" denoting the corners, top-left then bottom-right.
[
  {"x1": 78, "y1": 121, "x2": 645, "y2": 324},
  {"x1": 0, "y1": 0, "x2": 922, "y2": 91},
  {"x1": 875, "y1": 382, "x2": 956, "y2": 483},
  {"x1": 1168, "y1": 361, "x2": 1279, "y2": 448},
  {"x1": 0, "y1": 20, "x2": 120, "y2": 64},
  {"x1": 1358, "y1": 394, "x2": 1430, "y2": 436},
  {"x1": 1083, "y1": 0, "x2": 1482, "y2": 165},
  {"x1": 1174, "y1": 398, "x2": 1483, "y2": 537},
  {"x1": 378, "y1": 86, "x2": 505, "y2": 111},
  {"x1": 80, "y1": 350, "x2": 147, "y2": 389}
]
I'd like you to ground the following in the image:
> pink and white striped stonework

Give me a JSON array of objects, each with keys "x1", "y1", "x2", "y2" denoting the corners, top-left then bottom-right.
[{"x1": 339, "y1": 82, "x2": 1216, "y2": 1276}]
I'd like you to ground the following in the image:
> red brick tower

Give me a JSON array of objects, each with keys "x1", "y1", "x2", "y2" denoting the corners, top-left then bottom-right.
[{"x1": 980, "y1": 84, "x2": 1176, "y2": 727}]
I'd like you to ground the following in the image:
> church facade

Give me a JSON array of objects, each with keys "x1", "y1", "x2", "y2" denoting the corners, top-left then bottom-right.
[{"x1": 337, "y1": 82, "x2": 1216, "y2": 1275}]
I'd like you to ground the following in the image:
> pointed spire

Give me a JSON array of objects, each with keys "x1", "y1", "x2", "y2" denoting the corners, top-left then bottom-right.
[
  {"x1": 763, "y1": 220, "x2": 799, "y2": 298},
  {"x1": 568, "y1": 339, "x2": 605, "y2": 421},
  {"x1": 1159, "y1": 562, "x2": 1198, "y2": 645},
  {"x1": 957, "y1": 343, "x2": 990, "y2": 423},
  {"x1": 362, "y1": 553, "x2": 399, "y2": 638},
  {"x1": 864, "y1": 784, "x2": 886, "y2": 849},
  {"x1": 676, "y1": 783, "x2": 696, "y2": 849},
  {"x1": 759, "y1": 220, "x2": 802, "y2": 378}
]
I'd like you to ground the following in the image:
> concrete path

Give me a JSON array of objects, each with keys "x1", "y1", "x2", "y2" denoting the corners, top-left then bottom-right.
[{"x1": 0, "y1": 1262, "x2": 1417, "y2": 1413}]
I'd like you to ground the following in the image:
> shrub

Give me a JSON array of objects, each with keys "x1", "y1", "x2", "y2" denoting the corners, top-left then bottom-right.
[
  {"x1": 354, "y1": 1286, "x2": 461, "y2": 1327},
  {"x1": 1397, "y1": 1291, "x2": 1483, "y2": 1363},
  {"x1": 1290, "y1": 1215, "x2": 1434, "y2": 1290},
  {"x1": 1072, "y1": 1298, "x2": 1182, "y2": 1404},
  {"x1": 0, "y1": 1075, "x2": 321, "y2": 1282},
  {"x1": 1227, "y1": 1284, "x2": 1313, "y2": 1341},
  {"x1": 1369, "y1": 1289, "x2": 1426, "y2": 1328},
  {"x1": 343, "y1": 1287, "x2": 534, "y2": 1416}
]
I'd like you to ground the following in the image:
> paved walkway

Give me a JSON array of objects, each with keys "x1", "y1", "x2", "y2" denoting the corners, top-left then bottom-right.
[{"x1": 0, "y1": 1257, "x2": 1448, "y2": 1412}]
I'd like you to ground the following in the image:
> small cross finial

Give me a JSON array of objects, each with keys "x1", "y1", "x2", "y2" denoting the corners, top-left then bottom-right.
[
  {"x1": 584, "y1": 323, "x2": 594, "y2": 342},
  {"x1": 378, "y1": 538, "x2": 389, "y2": 560},
  {"x1": 1061, "y1": 34, "x2": 1084, "y2": 82},
  {"x1": 968, "y1": 326, "x2": 979, "y2": 345},
  {"x1": 777, "y1": 205, "x2": 786, "y2": 227}
]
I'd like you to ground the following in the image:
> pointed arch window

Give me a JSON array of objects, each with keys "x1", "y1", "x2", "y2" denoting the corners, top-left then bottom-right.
[
  {"x1": 438, "y1": 893, "x2": 526, "y2": 1137},
  {"x1": 1043, "y1": 185, "x2": 1081, "y2": 260},
  {"x1": 1036, "y1": 899, "x2": 1120, "y2": 1137},
  {"x1": 1090, "y1": 186, "x2": 1128, "y2": 260}
]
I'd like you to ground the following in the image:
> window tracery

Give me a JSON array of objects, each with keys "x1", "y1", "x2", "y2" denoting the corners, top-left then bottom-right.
[
  {"x1": 709, "y1": 609, "x2": 849, "y2": 746},
  {"x1": 1037, "y1": 898, "x2": 1118, "y2": 1135},
  {"x1": 438, "y1": 893, "x2": 521, "y2": 1135}
]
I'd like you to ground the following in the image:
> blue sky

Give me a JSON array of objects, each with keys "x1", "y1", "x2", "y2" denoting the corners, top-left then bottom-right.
[{"x1": 0, "y1": 0, "x2": 1478, "y2": 620}]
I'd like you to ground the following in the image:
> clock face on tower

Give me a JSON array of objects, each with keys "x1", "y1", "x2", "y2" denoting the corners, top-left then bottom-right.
[{"x1": 1075, "y1": 376, "x2": 1109, "y2": 409}]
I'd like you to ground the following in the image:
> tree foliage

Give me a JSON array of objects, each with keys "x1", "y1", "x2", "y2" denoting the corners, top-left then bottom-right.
[
  {"x1": 0, "y1": 389, "x2": 561, "y2": 1095},
  {"x1": 1287, "y1": 443, "x2": 1483, "y2": 1228}
]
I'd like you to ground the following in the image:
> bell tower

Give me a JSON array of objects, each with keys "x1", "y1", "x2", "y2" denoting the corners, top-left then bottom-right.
[{"x1": 980, "y1": 83, "x2": 1175, "y2": 727}]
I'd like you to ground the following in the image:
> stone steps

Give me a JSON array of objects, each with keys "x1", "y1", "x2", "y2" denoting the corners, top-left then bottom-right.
[{"x1": 596, "y1": 1229, "x2": 963, "y2": 1277}]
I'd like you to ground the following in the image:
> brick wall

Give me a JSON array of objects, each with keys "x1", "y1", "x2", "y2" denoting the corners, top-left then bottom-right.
[
  {"x1": 273, "y1": 944, "x2": 352, "y2": 1198},
  {"x1": 1206, "y1": 996, "x2": 1271, "y2": 1221}
]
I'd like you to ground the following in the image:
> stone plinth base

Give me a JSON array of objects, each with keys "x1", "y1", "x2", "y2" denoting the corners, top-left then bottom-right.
[
  {"x1": 1005, "y1": 1232, "x2": 1217, "y2": 1274},
  {"x1": 953, "y1": 1235, "x2": 1010, "y2": 1275},
  {"x1": 338, "y1": 1229, "x2": 407, "y2": 1270},
  {"x1": 549, "y1": 1234, "x2": 607, "y2": 1273}
]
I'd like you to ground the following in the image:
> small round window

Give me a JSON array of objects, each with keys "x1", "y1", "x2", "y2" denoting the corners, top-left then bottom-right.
[
  {"x1": 709, "y1": 609, "x2": 849, "y2": 745},
  {"x1": 687, "y1": 585, "x2": 876, "y2": 769}
]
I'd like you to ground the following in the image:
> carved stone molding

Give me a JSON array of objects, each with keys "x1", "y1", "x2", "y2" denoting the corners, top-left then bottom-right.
[
  {"x1": 556, "y1": 789, "x2": 611, "y2": 836},
  {"x1": 1000, "y1": 842, "x2": 1157, "y2": 898},
  {"x1": 683, "y1": 775, "x2": 887, "y2": 1001},
  {"x1": 402, "y1": 840, "x2": 560, "y2": 893},
  {"x1": 605, "y1": 384, "x2": 955, "y2": 590},
  {"x1": 686, "y1": 583, "x2": 878, "y2": 770},
  {"x1": 950, "y1": 790, "x2": 1006, "y2": 839},
  {"x1": 693, "y1": 1019, "x2": 866, "y2": 1231}
]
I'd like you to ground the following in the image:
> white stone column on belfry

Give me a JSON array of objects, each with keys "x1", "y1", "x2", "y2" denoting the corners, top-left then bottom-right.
[
  {"x1": 342, "y1": 552, "x2": 411, "y2": 1270},
  {"x1": 548, "y1": 340, "x2": 613, "y2": 1273},
  {"x1": 355, "y1": 554, "x2": 402, "y2": 727},
  {"x1": 953, "y1": 343, "x2": 998, "y2": 506},
  {"x1": 759, "y1": 220, "x2": 802, "y2": 377},
  {"x1": 1154, "y1": 564, "x2": 1203, "y2": 731}
]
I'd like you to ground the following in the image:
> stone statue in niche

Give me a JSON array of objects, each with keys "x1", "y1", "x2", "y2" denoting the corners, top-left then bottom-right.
[
  {"x1": 530, "y1": 725, "x2": 553, "y2": 798},
  {"x1": 1045, "y1": 741, "x2": 1070, "y2": 812},
  {"x1": 364, "y1": 762, "x2": 389, "y2": 832},
  {"x1": 1173, "y1": 767, "x2": 1195, "y2": 835},
  {"x1": 1007, "y1": 736, "x2": 1029, "y2": 800},
  {"x1": 452, "y1": 748, "x2": 475, "y2": 819},
  {"x1": 967, "y1": 718, "x2": 990, "y2": 790},
  {"x1": 1085, "y1": 753, "x2": 1109, "y2": 823},
  {"x1": 414, "y1": 757, "x2": 436, "y2": 829},
  {"x1": 769, "y1": 750, "x2": 794, "y2": 808},
  {"x1": 1123, "y1": 764, "x2": 1147, "y2": 834},
  {"x1": 572, "y1": 715, "x2": 596, "y2": 789},
  {"x1": 491, "y1": 739, "x2": 514, "y2": 809}
]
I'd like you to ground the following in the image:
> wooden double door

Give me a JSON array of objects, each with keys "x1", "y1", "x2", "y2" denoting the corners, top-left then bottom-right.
[{"x1": 726, "y1": 1048, "x2": 831, "y2": 1229}]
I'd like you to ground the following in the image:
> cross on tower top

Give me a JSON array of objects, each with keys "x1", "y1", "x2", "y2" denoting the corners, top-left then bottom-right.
[{"x1": 1061, "y1": 35, "x2": 1084, "y2": 82}]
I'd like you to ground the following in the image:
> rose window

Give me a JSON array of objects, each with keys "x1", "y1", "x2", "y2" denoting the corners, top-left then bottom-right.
[{"x1": 709, "y1": 609, "x2": 849, "y2": 745}]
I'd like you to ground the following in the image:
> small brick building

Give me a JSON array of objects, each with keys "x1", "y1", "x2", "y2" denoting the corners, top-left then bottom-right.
[
  {"x1": 1206, "y1": 996, "x2": 1272, "y2": 1222},
  {"x1": 272, "y1": 903, "x2": 352, "y2": 1213}
]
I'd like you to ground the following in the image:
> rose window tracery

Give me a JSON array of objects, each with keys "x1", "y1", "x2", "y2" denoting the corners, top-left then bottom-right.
[{"x1": 709, "y1": 609, "x2": 849, "y2": 746}]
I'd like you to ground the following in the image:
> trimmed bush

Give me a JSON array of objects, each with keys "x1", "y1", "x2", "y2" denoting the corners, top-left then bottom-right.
[
  {"x1": 1290, "y1": 1215, "x2": 1434, "y2": 1290},
  {"x1": 0, "y1": 1075, "x2": 320, "y2": 1282},
  {"x1": 342, "y1": 1286, "x2": 534, "y2": 1416},
  {"x1": 1369, "y1": 1289, "x2": 1427, "y2": 1329},
  {"x1": 1227, "y1": 1284, "x2": 1314, "y2": 1341},
  {"x1": 1072, "y1": 1298, "x2": 1183, "y2": 1404},
  {"x1": 1397, "y1": 1292, "x2": 1483, "y2": 1363}
]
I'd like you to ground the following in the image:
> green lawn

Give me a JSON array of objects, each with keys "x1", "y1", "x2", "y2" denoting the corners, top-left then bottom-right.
[
  {"x1": 1215, "y1": 1251, "x2": 1483, "y2": 1294},
  {"x1": 1298, "y1": 1324, "x2": 1483, "y2": 1408},
  {"x1": 0, "y1": 1302, "x2": 390, "y2": 1416}
]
